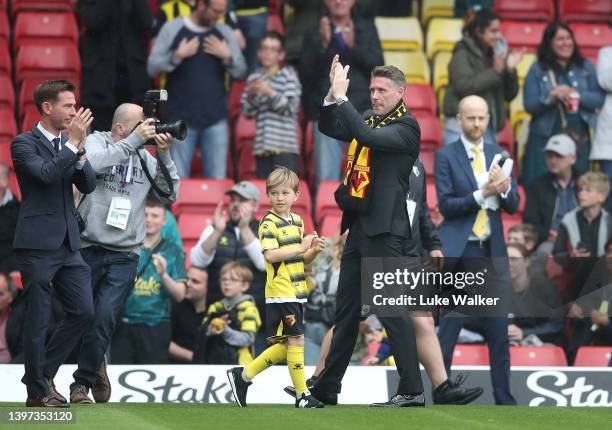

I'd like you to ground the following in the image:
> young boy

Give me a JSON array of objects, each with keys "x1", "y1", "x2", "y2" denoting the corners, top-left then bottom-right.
[
  {"x1": 507, "y1": 224, "x2": 539, "y2": 255},
  {"x1": 241, "y1": 31, "x2": 302, "y2": 179},
  {"x1": 193, "y1": 262, "x2": 261, "y2": 364},
  {"x1": 227, "y1": 167, "x2": 326, "y2": 408},
  {"x1": 553, "y1": 171, "x2": 612, "y2": 266}
]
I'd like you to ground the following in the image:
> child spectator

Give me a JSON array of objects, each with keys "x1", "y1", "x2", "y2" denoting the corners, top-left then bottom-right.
[
  {"x1": 193, "y1": 262, "x2": 260, "y2": 364},
  {"x1": 241, "y1": 31, "x2": 302, "y2": 179}
]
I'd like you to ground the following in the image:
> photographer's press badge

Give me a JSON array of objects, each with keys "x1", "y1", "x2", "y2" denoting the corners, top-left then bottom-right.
[{"x1": 106, "y1": 197, "x2": 131, "y2": 230}]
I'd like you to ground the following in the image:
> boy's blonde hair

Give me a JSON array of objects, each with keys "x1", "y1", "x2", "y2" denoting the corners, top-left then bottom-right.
[
  {"x1": 266, "y1": 167, "x2": 299, "y2": 194},
  {"x1": 220, "y1": 261, "x2": 253, "y2": 284},
  {"x1": 577, "y1": 172, "x2": 611, "y2": 197}
]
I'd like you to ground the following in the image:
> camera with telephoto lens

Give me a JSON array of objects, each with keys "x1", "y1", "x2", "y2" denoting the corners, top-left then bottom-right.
[{"x1": 142, "y1": 89, "x2": 187, "y2": 144}]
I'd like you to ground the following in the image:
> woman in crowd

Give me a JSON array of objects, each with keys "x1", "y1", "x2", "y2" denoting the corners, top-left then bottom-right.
[
  {"x1": 590, "y1": 46, "x2": 612, "y2": 180},
  {"x1": 521, "y1": 22, "x2": 604, "y2": 185},
  {"x1": 443, "y1": 8, "x2": 521, "y2": 145}
]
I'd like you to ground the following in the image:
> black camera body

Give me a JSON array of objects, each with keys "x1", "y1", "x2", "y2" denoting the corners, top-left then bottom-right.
[{"x1": 143, "y1": 90, "x2": 187, "y2": 143}]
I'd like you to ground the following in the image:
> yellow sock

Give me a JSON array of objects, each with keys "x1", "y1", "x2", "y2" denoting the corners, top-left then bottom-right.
[
  {"x1": 287, "y1": 346, "x2": 308, "y2": 397},
  {"x1": 244, "y1": 342, "x2": 287, "y2": 381}
]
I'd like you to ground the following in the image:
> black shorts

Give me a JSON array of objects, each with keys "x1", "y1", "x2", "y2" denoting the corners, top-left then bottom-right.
[{"x1": 265, "y1": 302, "x2": 305, "y2": 341}]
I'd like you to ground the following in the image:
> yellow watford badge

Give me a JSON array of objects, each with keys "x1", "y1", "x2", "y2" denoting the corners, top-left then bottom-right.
[
  {"x1": 219, "y1": 236, "x2": 229, "y2": 246},
  {"x1": 285, "y1": 315, "x2": 296, "y2": 327}
]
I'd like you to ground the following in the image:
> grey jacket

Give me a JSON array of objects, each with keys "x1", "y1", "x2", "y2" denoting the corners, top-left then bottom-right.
[
  {"x1": 591, "y1": 46, "x2": 612, "y2": 161},
  {"x1": 79, "y1": 131, "x2": 180, "y2": 254}
]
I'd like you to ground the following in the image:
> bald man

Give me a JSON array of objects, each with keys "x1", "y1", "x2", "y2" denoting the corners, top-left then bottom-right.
[
  {"x1": 433, "y1": 95, "x2": 519, "y2": 405},
  {"x1": 69, "y1": 103, "x2": 180, "y2": 404}
]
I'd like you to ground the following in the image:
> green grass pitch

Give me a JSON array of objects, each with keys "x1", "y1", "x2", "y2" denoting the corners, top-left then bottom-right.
[{"x1": 1, "y1": 403, "x2": 610, "y2": 430}]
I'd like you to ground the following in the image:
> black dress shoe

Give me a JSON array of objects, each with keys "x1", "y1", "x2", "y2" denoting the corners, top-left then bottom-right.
[
  {"x1": 283, "y1": 375, "x2": 317, "y2": 399},
  {"x1": 26, "y1": 396, "x2": 70, "y2": 408},
  {"x1": 432, "y1": 373, "x2": 484, "y2": 405},
  {"x1": 370, "y1": 393, "x2": 426, "y2": 407},
  {"x1": 310, "y1": 386, "x2": 338, "y2": 406}
]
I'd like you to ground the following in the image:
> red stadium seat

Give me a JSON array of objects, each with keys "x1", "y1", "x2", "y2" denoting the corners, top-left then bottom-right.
[
  {"x1": 425, "y1": 179, "x2": 437, "y2": 212},
  {"x1": 452, "y1": 344, "x2": 489, "y2": 366},
  {"x1": 266, "y1": 14, "x2": 285, "y2": 36},
  {"x1": 171, "y1": 178, "x2": 234, "y2": 217},
  {"x1": 574, "y1": 346, "x2": 612, "y2": 367},
  {"x1": 236, "y1": 141, "x2": 256, "y2": 181},
  {"x1": 177, "y1": 213, "x2": 211, "y2": 243},
  {"x1": 404, "y1": 84, "x2": 437, "y2": 117},
  {"x1": 315, "y1": 180, "x2": 340, "y2": 224},
  {"x1": 320, "y1": 212, "x2": 342, "y2": 237},
  {"x1": 0, "y1": 9, "x2": 9, "y2": 45},
  {"x1": 419, "y1": 151, "x2": 435, "y2": 175},
  {"x1": 234, "y1": 114, "x2": 256, "y2": 152},
  {"x1": 11, "y1": 0, "x2": 73, "y2": 15},
  {"x1": 559, "y1": 0, "x2": 612, "y2": 23},
  {"x1": 510, "y1": 346, "x2": 568, "y2": 366},
  {"x1": 497, "y1": 121, "x2": 514, "y2": 158},
  {"x1": 494, "y1": 0, "x2": 554, "y2": 21},
  {"x1": 413, "y1": 114, "x2": 442, "y2": 151},
  {"x1": 15, "y1": 44, "x2": 80, "y2": 85},
  {"x1": 13, "y1": 11, "x2": 78, "y2": 51},
  {"x1": 229, "y1": 80, "x2": 247, "y2": 125},
  {"x1": 501, "y1": 21, "x2": 547, "y2": 53},
  {"x1": 503, "y1": 213, "x2": 522, "y2": 241},
  {"x1": 0, "y1": 43, "x2": 10, "y2": 76},
  {"x1": 0, "y1": 108, "x2": 17, "y2": 142},
  {"x1": 570, "y1": 23, "x2": 612, "y2": 66},
  {"x1": 0, "y1": 141, "x2": 13, "y2": 169},
  {"x1": 268, "y1": 0, "x2": 281, "y2": 15},
  {"x1": 10, "y1": 272, "x2": 23, "y2": 289},
  {"x1": 0, "y1": 74, "x2": 15, "y2": 110},
  {"x1": 518, "y1": 185, "x2": 526, "y2": 214},
  {"x1": 21, "y1": 104, "x2": 39, "y2": 132}
]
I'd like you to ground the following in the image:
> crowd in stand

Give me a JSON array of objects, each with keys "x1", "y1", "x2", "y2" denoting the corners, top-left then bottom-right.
[{"x1": 1, "y1": 0, "x2": 611, "y2": 371}]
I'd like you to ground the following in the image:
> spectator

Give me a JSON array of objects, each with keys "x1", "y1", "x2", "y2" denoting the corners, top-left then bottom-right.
[
  {"x1": 170, "y1": 266, "x2": 209, "y2": 363},
  {"x1": 453, "y1": 0, "x2": 492, "y2": 19},
  {"x1": 591, "y1": 46, "x2": 612, "y2": 180},
  {"x1": 193, "y1": 262, "x2": 261, "y2": 363},
  {"x1": 241, "y1": 31, "x2": 302, "y2": 178},
  {"x1": 507, "y1": 224, "x2": 539, "y2": 255},
  {"x1": 443, "y1": 9, "x2": 521, "y2": 146},
  {"x1": 434, "y1": 95, "x2": 519, "y2": 405},
  {"x1": 553, "y1": 172, "x2": 612, "y2": 267},
  {"x1": 153, "y1": 0, "x2": 195, "y2": 37},
  {"x1": 300, "y1": 0, "x2": 383, "y2": 184},
  {"x1": 0, "y1": 163, "x2": 19, "y2": 273},
  {"x1": 523, "y1": 134, "x2": 579, "y2": 251},
  {"x1": 507, "y1": 243, "x2": 564, "y2": 346},
  {"x1": 111, "y1": 198, "x2": 187, "y2": 364},
  {"x1": 147, "y1": 0, "x2": 247, "y2": 178},
  {"x1": 284, "y1": 0, "x2": 324, "y2": 65},
  {"x1": 234, "y1": 0, "x2": 269, "y2": 73},
  {"x1": 521, "y1": 22, "x2": 605, "y2": 185},
  {"x1": 304, "y1": 234, "x2": 343, "y2": 365},
  {"x1": 78, "y1": 0, "x2": 153, "y2": 131},
  {"x1": 0, "y1": 273, "x2": 18, "y2": 363},
  {"x1": 190, "y1": 181, "x2": 266, "y2": 326}
]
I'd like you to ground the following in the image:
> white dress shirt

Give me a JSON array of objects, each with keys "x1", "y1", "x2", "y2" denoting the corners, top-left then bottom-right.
[{"x1": 36, "y1": 123, "x2": 85, "y2": 168}]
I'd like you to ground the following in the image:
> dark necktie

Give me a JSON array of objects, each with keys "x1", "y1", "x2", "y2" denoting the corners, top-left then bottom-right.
[{"x1": 52, "y1": 137, "x2": 60, "y2": 153}]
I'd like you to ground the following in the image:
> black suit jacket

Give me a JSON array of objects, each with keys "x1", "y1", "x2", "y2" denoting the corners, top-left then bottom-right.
[
  {"x1": 319, "y1": 101, "x2": 420, "y2": 237},
  {"x1": 11, "y1": 125, "x2": 96, "y2": 251}
]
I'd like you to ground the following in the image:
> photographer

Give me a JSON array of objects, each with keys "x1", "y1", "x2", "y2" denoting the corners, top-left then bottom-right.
[{"x1": 68, "y1": 103, "x2": 180, "y2": 404}]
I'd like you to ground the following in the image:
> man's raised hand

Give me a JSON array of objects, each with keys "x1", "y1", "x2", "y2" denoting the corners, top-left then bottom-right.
[{"x1": 69, "y1": 107, "x2": 94, "y2": 149}]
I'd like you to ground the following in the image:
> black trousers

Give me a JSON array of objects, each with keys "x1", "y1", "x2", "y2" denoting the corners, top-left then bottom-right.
[
  {"x1": 313, "y1": 221, "x2": 423, "y2": 395},
  {"x1": 437, "y1": 241, "x2": 516, "y2": 405},
  {"x1": 255, "y1": 153, "x2": 299, "y2": 179},
  {"x1": 16, "y1": 245, "x2": 94, "y2": 397},
  {"x1": 111, "y1": 321, "x2": 171, "y2": 364}
]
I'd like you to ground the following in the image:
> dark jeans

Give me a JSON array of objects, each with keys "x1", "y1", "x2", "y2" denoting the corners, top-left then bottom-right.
[
  {"x1": 111, "y1": 321, "x2": 171, "y2": 364},
  {"x1": 16, "y1": 246, "x2": 94, "y2": 397},
  {"x1": 72, "y1": 247, "x2": 139, "y2": 389},
  {"x1": 313, "y1": 222, "x2": 423, "y2": 396},
  {"x1": 255, "y1": 153, "x2": 299, "y2": 179},
  {"x1": 437, "y1": 241, "x2": 516, "y2": 405}
]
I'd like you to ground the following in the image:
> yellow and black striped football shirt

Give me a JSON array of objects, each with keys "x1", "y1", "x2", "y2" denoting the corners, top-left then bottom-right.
[{"x1": 259, "y1": 211, "x2": 308, "y2": 303}]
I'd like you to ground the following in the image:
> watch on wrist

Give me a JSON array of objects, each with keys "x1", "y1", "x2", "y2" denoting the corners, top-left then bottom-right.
[
  {"x1": 336, "y1": 96, "x2": 348, "y2": 105},
  {"x1": 76, "y1": 148, "x2": 86, "y2": 157}
]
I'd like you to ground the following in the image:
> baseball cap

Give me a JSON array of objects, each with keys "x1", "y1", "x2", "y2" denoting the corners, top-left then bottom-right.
[
  {"x1": 225, "y1": 181, "x2": 261, "y2": 201},
  {"x1": 544, "y1": 134, "x2": 576, "y2": 156}
]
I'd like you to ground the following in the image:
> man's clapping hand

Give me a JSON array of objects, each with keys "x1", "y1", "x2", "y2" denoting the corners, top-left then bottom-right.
[{"x1": 68, "y1": 107, "x2": 94, "y2": 149}]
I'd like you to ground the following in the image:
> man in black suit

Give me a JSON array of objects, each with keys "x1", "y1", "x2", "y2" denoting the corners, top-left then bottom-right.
[
  {"x1": 310, "y1": 56, "x2": 424, "y2": 407},
  {"x1": 11, "y1": 80, "x2": 97, "y2": 407}
]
